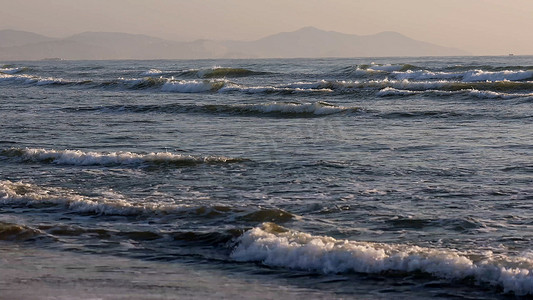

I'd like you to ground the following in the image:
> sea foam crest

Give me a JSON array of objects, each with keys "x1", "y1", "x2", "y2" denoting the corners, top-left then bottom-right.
[
  {"x1": 140, "y1": 69, "x2": 164, "y2": 76},
  {"x1": 0, "y1": 180, "x2": 173, "y2": 216},
  {"x1": 237, "y1": 102, "x2": 358, "y2": 115},
  {"x1": 232, "y1": 223, "x2": 533, "y2": 296},
  {"x1": 392, "y1": 70, "x2": 462, "y2": 81},
  {"x1": 463, "y1": 70, "x2": 533, "y2": 82},
  {"x1": 377, "y1": 87, "x2": 423, "y2": 96},
  {"x1": 353, "y1": 63, "x2": 417, "y2": 76},
  {"x1": 467, "y1": 89, "x2": 533, "y2": 100},
  {"x1": 0, "y1": 67, "x2": 27, "y2": 74},
  {"x1": 387, "y1": 69, "x2": 533, "y2": 82},
  {"x1": 0, "y1": 73, "x2": 69, "y2": 85},
  {"x1": 0, "y1": 181, "x2": 295, "y2": 222},
  {"x1": 161, "y1": 79, "x2": 227, "y2": 93},
  {"x1": 377, "y1": 87, "x2": 533, "y2": 99},
  {"x1": 2, "y1": 148, "x2": 243, "y2": 167}
]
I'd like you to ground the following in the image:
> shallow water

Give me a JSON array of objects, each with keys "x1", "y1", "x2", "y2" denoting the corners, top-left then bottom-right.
[{"x1": 1, "y1": 57, "x2": 533, "y2": 298}]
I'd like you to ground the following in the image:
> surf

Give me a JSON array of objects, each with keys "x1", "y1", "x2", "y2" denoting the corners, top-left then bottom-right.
[{"x1": 232, "y1": 223, "x2": 533, "y2": 296}]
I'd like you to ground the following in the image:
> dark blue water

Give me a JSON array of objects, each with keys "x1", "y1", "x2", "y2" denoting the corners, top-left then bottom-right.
[{"x1": 1, "y1": 57, "x2": 533, "y2": 299}]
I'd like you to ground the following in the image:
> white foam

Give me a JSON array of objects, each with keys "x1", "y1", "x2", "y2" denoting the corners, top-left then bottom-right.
[
  {"x1": 364, "y1": 79, "x2": 450, "y2": 90},
  {"x1": 0, "y1": 73, "x2": 68, "y2": 85},
  {"x1": 219, "y1": 81, "x2": 334, "y2": 94},
  {"x1": 0, "y1": 180, "x2": 192, "y2": 216},
  {"x1": 463, "y1": 70, "x2": 533, "y2": 82},
  {"x1": 389, "y1": 69, "x2": 533, "y2": 82},
  {"x1": 468, "y1": 89, "x2": 533, "y2": 100},
  {"x1": 239, "y1": 102, "x2": 358, "y2": 115},
  {"x1": 0, "y1": 67, "x2": 26, "y2": 74},
  {"x1": 7, "y1": 148, "x2": 241, "y2": 166},
  {"x1": 367, "y1": 64, "x2": 406, "y2": 72},
  {"x1": 140, "y1": 69, "x2": 164, "y2": 76},
  {"x1": 232, "y1": 223, "x2": 533, "y2": 296},
  {"x1": 161, "y1": 80, "x2": 226, "y2": 93},
  {"x1": 0, "y1": 180, "x2": 141, "y2": 215},
  {"x1": 0, "y1": 180, "x2": 238, "y2": 218},
  {"x1": 377, "y1": 87, "x2": 422, "y2": 96},
  {"x1": 393, "y1": 70, "x2": 462, "y2": 80}
]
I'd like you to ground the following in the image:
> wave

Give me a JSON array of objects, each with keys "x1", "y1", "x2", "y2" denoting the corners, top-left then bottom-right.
[
  {"x1": 198, "y1": 67, "x2": 268, "y2": 78},
  {"x1": 118, "y1": 78, "x2": 334, "y2": 94},
  {"x1": 0, "y1": 73, "x2": 73, "y2": 86},
  {"x1": 463, "y1": 69, "x2": 533, "y2": 82},
  {"x1": 355, "y1": 63, "x2": 418, "y2": 74},
  {"x1": 235, "y1": 102, "x2": 358, "y2": 115},
  {"x1": 0, "y1": 180, "x2": 187, "y2": 216},
  {"x1": 3, "y1": 66, "x2": 531, "y2": 98},
  {"x1": 140, "y1": 69, "x2": 164, "y2": 76},
  {"x1": 140, "y1": 67, "x2": 270, "y2": 79},
  {"x1": 378, "y1": 87, "x2": 533, "y2": 100},
  {"x1": 444, "y1": 65, "x2": 533, "y2": 72},
  {"x1": 0, "y1": 67, "x2": 28, "y2": 75},
  {"x1": 393, "y1": 69, "x2": 533, "y2": 82},
  {"x1": 0, "y1": 180, "x2": 295, "y2": 224},
  {"x1": 0, "y1": 148, "x2": 245, "y2": 167},
  {"x1": 468, "y1": 89, "x2": 533, "y2": 100},
  {"x1": 0, "y1": 221, "x2": 45, "y2": 241},
  {"x1": 377, "y1": 87, "x2": 424, "y2": 96},
  {"x1": 161, "y1": 79, "x2": 227, "y2": 93},
  {"x1": 231, "y1": 223, "x2": 533, "y2": 296},
  {"x1": 63, "y1": 101, "x2": 359, "y2": 117}
]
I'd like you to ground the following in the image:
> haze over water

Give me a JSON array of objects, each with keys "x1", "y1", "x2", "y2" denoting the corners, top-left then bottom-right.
[
  {"x1": 2, "y1": 1, "x2": 533, "y2": 299},
  {"x1": 1, "y1": 56, "x2": 533, "y2": 298},
  {"x1": 1, "y1": 0, "x2": 533, "y2": 55}
]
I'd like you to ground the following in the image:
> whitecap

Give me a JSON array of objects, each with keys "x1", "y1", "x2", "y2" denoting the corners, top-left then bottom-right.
[
  {"x1": 467, "y1": 89, "x2": 533, "y2": 100},
  {"x1": 140, "y1": 69, "x2": 164, "y2": 76},
  {"x1": 463, "y1": 70, "x2": 533, "y2": 82},
  {"x1": 232, "y1": 223, "x2": 533, "y2": 296},
  {"x1": 161, "y1": 79, "x2": 226, "y2": 93},
  {"x1": 237, "y1": 102, "x2": 358, "y2": 115},
  {"x1": 2, "y1": 148, "x2": 243, "y2": 166}
]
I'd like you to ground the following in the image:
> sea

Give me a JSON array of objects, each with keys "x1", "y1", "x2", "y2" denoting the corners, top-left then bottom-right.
[{"x1": 1, "y1": 56, "x2": 532, "y2": 299}]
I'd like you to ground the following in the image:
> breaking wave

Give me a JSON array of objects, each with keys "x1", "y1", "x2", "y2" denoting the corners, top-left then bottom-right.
[
  {"x1": 0, "y1": 221, "x2": 45, "y2": 241},
  {"x1": 232, "y1": 223, "x2": 533, "y2": 296},
  {"x1": 0, "y1": 180, "x2": 295, "y2": 224},
  {"x1": 0, "y1": 73, "x2": 73, "y2": 86},
  {"x1": 0, "y1": 148, "x2": 245, "y2": 167},
  {"x1": 140, "y1": 69, "x2": 164, "y2": 76},
  {"x1": 1, "y1": 180, "x2": 141, "y2": 216},
  {"x1": 393, "y1": 69, "x2": 533, "y2": 82},
  {"x1": 377, "y1": 87, "x2": 533, "y2": 100},
  {"x1": 355, "y1": 63, "x2": 418, "y2": 74},
  {"x1": 140, "y1": 67, "x2": 269, "y2": 79},
  {"x1": 161, "y1": 79, "x2": 227, "y2": 93},
  {"x1": 0, "y1": 67, "x2": 28, "y2": 74},
  {"x1": 2, "y1": 63, "x2": 531, "y2": 100},
  {"x1": 229, "y1": 101, "x2": 359, "y2": 115}
]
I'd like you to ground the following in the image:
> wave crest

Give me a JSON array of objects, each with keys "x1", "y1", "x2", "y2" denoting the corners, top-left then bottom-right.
[
  {"x1": 1, "y1": 148, "x2": 245, "y2": 167},
  {"x1": 231, "y1": 223, "x2": 533, "y2": 296},
  {"x1": 0, "y1": 221, "x2": 44, "y2": 241}
]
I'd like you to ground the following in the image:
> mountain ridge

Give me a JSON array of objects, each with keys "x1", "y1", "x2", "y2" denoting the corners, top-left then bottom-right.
[{"x1": 0, "y1": 28, "x2": 469, "y2": 60}]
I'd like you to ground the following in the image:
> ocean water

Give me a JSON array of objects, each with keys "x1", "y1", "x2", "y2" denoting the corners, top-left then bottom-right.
[{"x1": 1, "y1": 56, "x2": 532, "y2": 299}]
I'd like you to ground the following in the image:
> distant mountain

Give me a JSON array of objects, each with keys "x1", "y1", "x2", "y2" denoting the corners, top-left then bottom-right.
[
  {"x1": 0, "y1": 29, "x2": 55, "y2": 48},
  {"x1": 224, "y1": 27, "x2": 468, "y2": 58},
  {"x1": 0, "y1": 27, "x2": 468, "y2": 61}
]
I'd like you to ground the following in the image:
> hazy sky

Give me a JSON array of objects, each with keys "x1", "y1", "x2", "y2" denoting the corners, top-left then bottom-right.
[{"x1": 1, "y1": 0, "x2": 532, "y2": 55}]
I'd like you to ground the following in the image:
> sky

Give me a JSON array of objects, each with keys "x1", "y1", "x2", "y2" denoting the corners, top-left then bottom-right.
[{"x1": 1, "y1": 0, "x2": 532, "y2": 55}]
